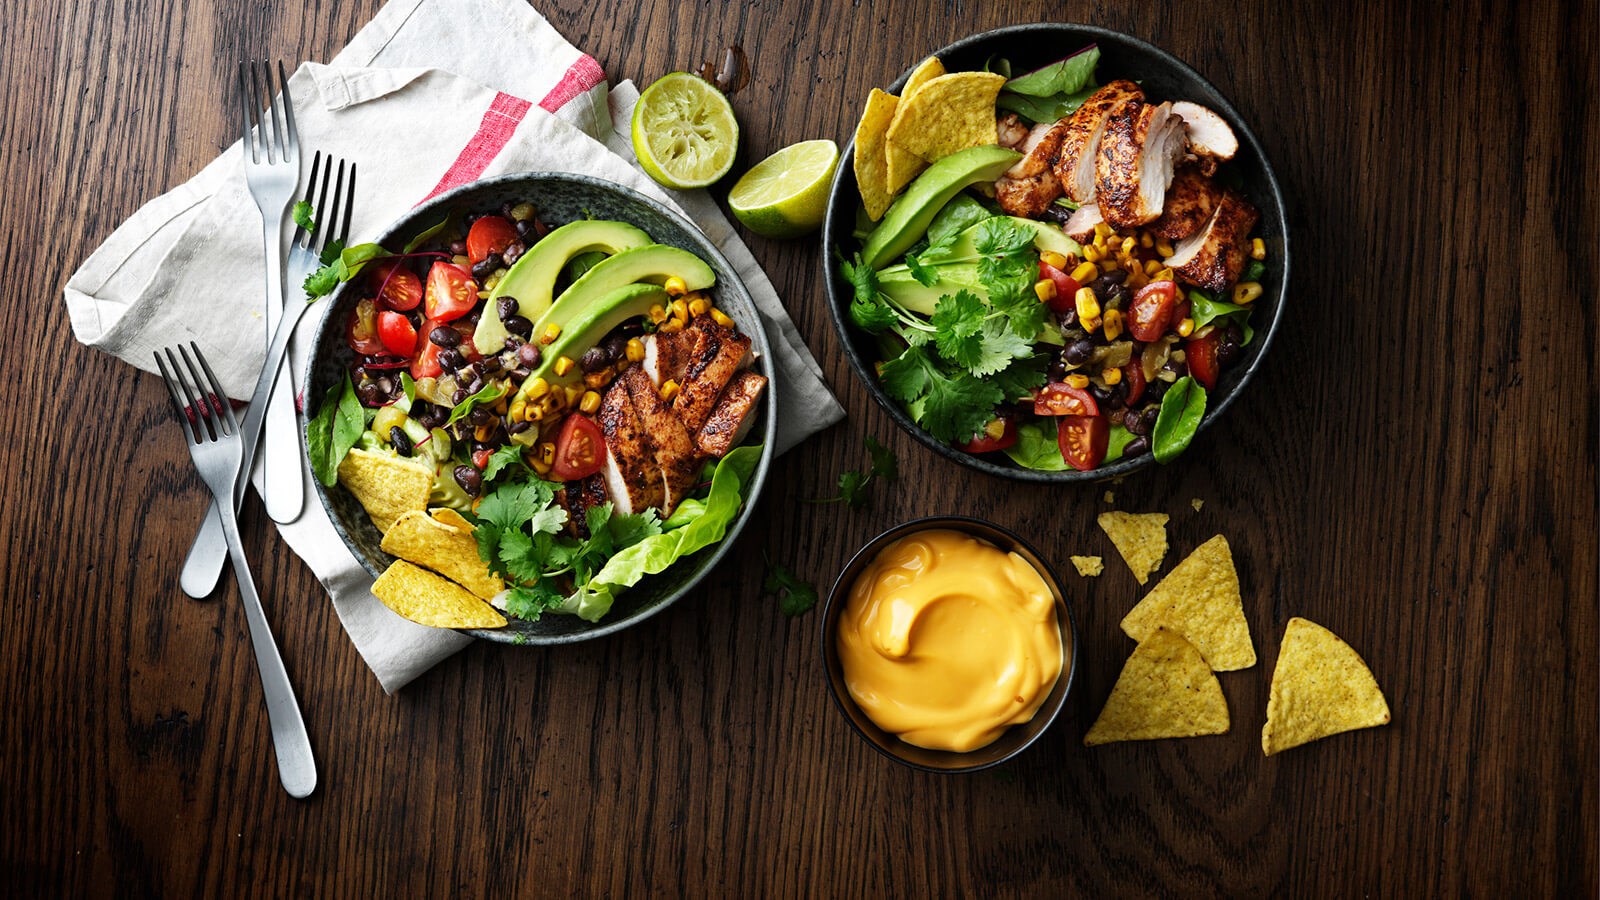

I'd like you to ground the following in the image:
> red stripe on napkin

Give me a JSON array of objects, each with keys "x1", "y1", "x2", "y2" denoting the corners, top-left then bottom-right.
[
  {"x1": 538, "y1": 55, "x2": 605, "y2": 113},
  {"x1": 421, "y1": 92, "x2": 533, "y2": 202}
]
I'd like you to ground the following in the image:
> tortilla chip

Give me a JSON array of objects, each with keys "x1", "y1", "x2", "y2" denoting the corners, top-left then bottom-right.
[
  {"x1": 381, "y1": 509, "x2": 504, "y2": 600},
  {"x1": 901, "y1": 55, "x2": 946, "y2": 98},
  {"x1": 372, "y1": 560, "x2": 507, "y2": 629},
  {"x1": 430, "y1": 507, "x2": 474, "y2": 531},
  {"x1": 853, "y1": 89, "x2": 899, "y2": 221},
  {"x1": 1191, "y1": 498, "x2": 1205, "y2": 511},
  {"x1": 1097, "y1": 511, "x2": 1169, "y2": 584},
  {"x1": 1103, "y1": 491, "x2": 1115, "y2": 504},
  {"x1": 885, "y1": 71, "x2": 1006, "y2": 164},
  {"x1": 1070, "y1": 556, "x2": 1104, "y2": 577},
  {"x1": 1084, "y1": 628, "x2": 1230, "y2": 746},
  {"x1": 1262, "y1": 618, "x2": 1391, "y2": 756},
  {"x1": 879, "y1": 56, "x2": 946, "y2": 194},
  {"x1": 337, "y1": 449, "x2": 434, "y2": 534},
  {"x1": 1121, "y1": 535, "x2": 1256, "y2": 671}
]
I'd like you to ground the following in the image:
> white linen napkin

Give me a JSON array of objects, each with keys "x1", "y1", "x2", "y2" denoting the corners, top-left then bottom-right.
[{"x1": 64, "y1": 0, "x2": 844, "y2": 692}]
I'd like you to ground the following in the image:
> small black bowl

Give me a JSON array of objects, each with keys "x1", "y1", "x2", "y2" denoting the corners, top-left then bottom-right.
[
  {"x1": 822, "y1": 23, "x2": 1289, "y2": 482},
  {"x1": 820, "y1": 516, "x2": 1079, "y2": 772}
]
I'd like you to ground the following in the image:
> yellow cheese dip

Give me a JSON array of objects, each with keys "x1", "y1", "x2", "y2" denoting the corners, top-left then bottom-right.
[{"x1": 836, "y1": 529, "x2": 1064, "y2": 752}]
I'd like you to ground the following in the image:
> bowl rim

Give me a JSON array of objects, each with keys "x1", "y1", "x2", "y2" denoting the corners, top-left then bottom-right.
[
  {"x1": 819, "y1": 515, "x2": 1080, "y2": 773},
  {"x1": 821, "y1": 22, "x2": 1291, "y2": 483},
  {"x1": 304, "y1": 170, "x2": 778, "y2": 645}
]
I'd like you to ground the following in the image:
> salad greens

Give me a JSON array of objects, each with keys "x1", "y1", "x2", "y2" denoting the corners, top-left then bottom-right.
[
  {"x1": 763, "y1": 558, "x2": 819, "y2": 617},
  {"x1": 996, "y1": 46, "x2": 1101, "y2": 125},
  {"x1": 292, "y1": 200, "x2": 315, "y2": 233},
  {"x1": 306, "y1": 372, "x2": 366, "y2": 486},
  {"x1": 1189, "y1": 291, "x2": 1257, "y2": 346},
  {"x1": 1152, "y1": 376, "x2": 1208, "y2": 463},
  {"x1": 813, "y1": 436, "x2": 898, "y2": 508}
]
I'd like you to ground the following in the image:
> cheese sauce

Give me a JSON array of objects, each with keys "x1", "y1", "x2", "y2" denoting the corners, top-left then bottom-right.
[{"x1": 836, "y1": 529, "x2": 1064, "y2": 752}]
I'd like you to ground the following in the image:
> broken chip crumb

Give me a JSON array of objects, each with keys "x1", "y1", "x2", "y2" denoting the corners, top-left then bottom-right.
[
  {"x1": 1096, "y1": 511, "x2": 1169, "y2": 584},
  {"x1": 1103, "y1": 491, "x2": 1115, "y2": 504},
  {"x1": 1070, "y1": 555, "x2": 1104, "y2": 577},
  {"x1": 1191, "y1": 498, "x2": 1204, "y2": 511},
  {"x1": 1084, "y1": 628, "x2": 1230, "y2": 746},
  {"x1": 1262, "y1": 617, "x2": 1391, "y2": 756},
  {"x1": 1120, "y1": 534, "x2": 1255, "y2": 671}
]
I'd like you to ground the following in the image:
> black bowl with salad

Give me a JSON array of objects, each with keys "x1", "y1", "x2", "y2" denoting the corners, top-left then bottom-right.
[
  {"x1": 304, "y1": 173, "x2": 776, "y2": 644},
  {"x1": 823, "y1": 23, "x2": 1288, "y2": 480}
]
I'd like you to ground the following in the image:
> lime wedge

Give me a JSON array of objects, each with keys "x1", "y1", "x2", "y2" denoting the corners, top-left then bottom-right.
[
  {"x1": 631, "y1": 73, "x2": 740, "y2": 189},
  {"x1": 728, "y1": 139, "x2": 840, "y2": 239}
]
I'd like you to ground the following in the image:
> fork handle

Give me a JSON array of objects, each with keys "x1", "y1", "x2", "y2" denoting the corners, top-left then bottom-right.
[{"x1": 213, "y1": 501, "x2": 318, "y2": 798}]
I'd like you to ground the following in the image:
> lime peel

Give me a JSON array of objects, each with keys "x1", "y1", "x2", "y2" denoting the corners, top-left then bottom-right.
[
  {"x1": 631, "y1": 73, "x2": 740, "y2": 190},
  {"x1": 728, "y1": 139, "x2": 840, "y2": 239}
]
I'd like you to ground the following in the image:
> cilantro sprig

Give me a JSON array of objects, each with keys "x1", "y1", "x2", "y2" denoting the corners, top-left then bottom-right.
[
  {"x1": 763, "y1": 556, "x2": 819, "y2": 617},
  {"x1": 813, "y1": 436, "x2": 898, "y2": 508}
]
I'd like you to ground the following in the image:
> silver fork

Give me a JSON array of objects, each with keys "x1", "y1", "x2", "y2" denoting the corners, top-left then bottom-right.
[
  {"x1": 155, "y1": 343, "x2": 317, "y2": 799},
  {"x1": 179, "y1": 154, "x2": 357, "y2": 579},
  {"x1": 240, "y1": 59, "x2": 306, "y2": 528}
]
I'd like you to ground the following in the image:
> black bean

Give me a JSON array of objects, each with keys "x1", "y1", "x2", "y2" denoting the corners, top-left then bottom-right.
[
  {"x1": 389, "y1": 426, "x2": 414, "y2": 456},
  {"x1": 1047, "y1": 358, "x2": 1069, "y2": 383},
  {"x1": 1124, "y1": 408, "x2": 1150, "y2": 435},
  {"x1": 1145, "y1": 379, "x2": 1169, "y2": 402},
  {"x1": 1106, "y1": 286, "x2": 1130, "y2": 311},
  {"x1": 1224, "y1": 323, "x2": 1244, "y2": 344},
  {"x1": 507, "y1": 420, "x2": 532, "y2": 435},
  {"x1": 448, "y1": 240, "x2": 468, "y2": 257},
  {"x1": 469, "y1": 408, "x2": 495, "y2": 427},
  {"x1": 517, "y1": 343, "x2": 542, "y2": 368},
  {"x1": 452, "y1": 421, "x2": 473, "y2": 441},
  {"x1": 472, "y1": 255, "x2": 500, "y2": 280},
  {"x1": 1164, "y1": 358, "x2": 1188, "y2": 378},
  {"x1": 602, "y1": 334, "x2": 629, "y2": 361},
  {"x1": 496, "y1": 297, "x2": 519, "y2": 322},
  {"x1": 1091, "y1": 270, "x2": 1127, "y2": 290},
  {"x1": 1058, "y1": 308, "x2": 1080, "y2": 331},
  {"x1": 374, "y1": 376, "x2": 394, "y2": 396},
  {"x1": 465, "y1": 376, "x2": 484, "y2": 394},
  {"x1": 429, "y1": 326, "x2": 460, "y2": 347},
  {"x1": 1043, "y1": 205, "x2": 1073, "y2": 228},
  {"x1": 504, "y1": 315, "x2": 533, "y2": 338},
  {"x1": 356, "y1": 383, "x2": 386, "y2": 407},
  {"x1": 467, "y1": 360, "x2": 487, "y2": 378},
  {"x1": 1105, "y1": 381, "x2": 1127, "y2": 411},
  {"x1": 1217, "y1": 340, "x2": 1241, "y2": 366},
  {"x1": 453, "y1": 465, "x2": 482, "y2": 496},
  {"x1": 509, "y1": 366, "x2": 531, "y2": 382},
  {"x1": 515, "y1": 219, "x2": 534, "y2": 240},
  {"x1": 580, "y1": 346, "x2": 611, "y2": 373},
  {"x1": 438, "y1": 349, "x2": 463, "y2": 371},
  {"x1": 501, "y1": 241, "x2": 526, "y2": 266},
  {"x1": 1089, "y1": 383, "x2": 1112, "y2": 405},
  {"x1": 1124, "y1": 436, "x2": 1150, "y2": 458},
  {"x1": 480, "y1": 356, "x2": 503, "y2": 376},
  {"x1": 500, "y1": 202, "x2": 517, "y2": 220},
  {"x1": 1142, "y1": 407, "x2": 1161, "y2": 432},
  {"x1": 1109, "y1": 408, "x2": 1127, "y2": 426},
  {"x1": 1064, "y1": 339, "x2": 1095, "y2": 366},
  {"x1": 414, "y1": 404, "x2": 442, "y2": 430}
]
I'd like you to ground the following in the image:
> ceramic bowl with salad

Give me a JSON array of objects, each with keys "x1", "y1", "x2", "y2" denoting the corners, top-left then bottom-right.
[
  {"x1": 823, "y1": 23, "x2": 1288, "y2": 480},
  {"x1": 304, "y1": 173, "x2": 776, "y2": 644}
]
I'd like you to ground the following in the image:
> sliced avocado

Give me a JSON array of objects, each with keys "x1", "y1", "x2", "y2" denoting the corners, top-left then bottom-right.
[
  {"x1": 919, "y1": 216, "x2": 1081, "y2": 264},
  {"x1": 473, "y1": 220, "x2": 652, "y2": 353},
  {"x1": 859, "y1": 145, "x2": 1022, "y2": 269},
  {"x1": 515, "y1": 283, "x2": 669, "y2": 402},
  {"x1": 544, "y1": 245, "x2": 714, "y2": 325}
]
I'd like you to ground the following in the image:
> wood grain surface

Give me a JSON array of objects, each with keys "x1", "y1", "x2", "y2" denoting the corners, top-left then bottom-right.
[{"x1": 3, "y1": 0, "x2": 1595, "y2": 895}]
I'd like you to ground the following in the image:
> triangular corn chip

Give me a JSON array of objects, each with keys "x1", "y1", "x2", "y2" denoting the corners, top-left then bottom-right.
[
  {"x1": 381, "y1": 509, "x2": 504, "y2": 600},
  {"x1": 901, "y1": 55, "x2": 946, "y2": 98},
  {"x1": 1070, "y1": 555, "x2": 1104, "y2": 577},
  {"x1": 372, "y1": 560, "x2": 506, "y2": 630},
  {"x1": 1262, "y1": 617, "x2": 1390, "y2": 756},
  {"x1": 881, "y1": 56, "x2": 946, "y2": 193},
  {"x1": 337, "y1": 449, "x2": 433, "y2": 534},
  {"x1": 1084, "y1": 628, "x2": 1230, "y2": 746},
  {"x1": 885, "y1": 71, "x2": 1006, "y2": 165},
  {"x1": 1097, "y1": 511, "x2": 1169, "y2": 584},
  {"x1": 853, "y1": 89, "x2": 900, "y2": 220},
  {"x1": 1121, "y1": 534, "x2": 1255, "y2": 671}
]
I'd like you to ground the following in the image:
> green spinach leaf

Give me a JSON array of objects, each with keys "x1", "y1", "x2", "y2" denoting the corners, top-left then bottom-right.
[{"x1": 1151, "y1": 376, "x2": 1207, "y2": 463}]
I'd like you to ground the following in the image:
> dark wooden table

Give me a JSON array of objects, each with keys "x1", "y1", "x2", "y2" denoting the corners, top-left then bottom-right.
[{"x1": 5, "y1": 0, "x2": 1595, "y2": 894}]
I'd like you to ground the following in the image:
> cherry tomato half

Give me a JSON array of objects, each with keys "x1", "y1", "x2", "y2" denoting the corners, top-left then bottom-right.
[
  {"x1": 466, "y1": 215, "x2": 519, "y2": 264},
  {"x1": 1057, "y1": 414, "x2": 1109, "y2": 471},
  {"x1": 1186, "y1": 331, "x2": 1221, "y2": 390},
  {"x1": 371, "y1": 261, "x2": 423, "y2": 311},
  {"x1": 551, "y1": 414, "x2": 606, "y2": 481},
  {"x1": 1122, "y1": 361, "x2": 1147, "y2": 407},
  {"x1": 1033, "y1": 383, "x2": 1099, "y2": 417},
  {"x1": 472, "y1": 448, "x2": 494, "y2": 470},
  {"x1": 376, "y1": 311, "x2": 418, "y2": 357},
  {"x1": 1129, "y1": 280, "x2": 1178, "y2": 342},
  {"x1": 957, "y1": 418, "x2": 1019, "y2": 453},
  {"x1": 346, "y1": 297, "x2": 384, "y2": 356},
  {"x1": 424, "y1": 262, "x2": 478, "y2": 322},
  {"x1": 409, "y1": 317, "x2": 446, "y2": 380},
  {"x1": 1038, "y1": 260, "x2": 1081, "y2": 314}
]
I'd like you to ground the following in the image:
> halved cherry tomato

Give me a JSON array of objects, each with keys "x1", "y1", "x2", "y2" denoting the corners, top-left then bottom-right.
[
  {"x1": 346, "y1": 297, "x2": 384, "y2": 356},
  {"x1": 1172, "y1": 295, "x2": 1192, "y2": 328},
  {"x1": 1033, "y1": 383, "x2": 1099, "y2": 417},
  {"x1": 1187, "y1": 331, "x2": 1221, "y2": 390},
  {"x1": 1037, "y1": 260, "x2": 1081, "y2": 314},
  {"x1": 409, "y1": 317, "x2": 446, "y2": 380},
  {"x1": 551, "y1": 414, "x2": 605, "y2": 480},
  {"x1": 1057, "y1": 414, "x2": 1109, "y2": 471},
  {"x1": 957, "y1": 418, "x2": 1019, "y2": 454},
  {"x1": 1122, "y1": 361, "x2": 1147, "y2": 406},
  {"x1": 376, "y1": 311, "x2": 418, "y2": 357},
  {"x1": 424, "y1": 262, "x2": 478, "y2": 322},
  {"x1": 472, "y1": 448, "x2": 494, "y2": 470},
  {"x1": 371, "y1": 261, "x2": 423, "y2": 311},
  {"x1": 466, "y1": 215, "x2": 519, "y2": 264},
  {"x1": 1128, "y1": 280, "x2": 1178, "y2": 342}
]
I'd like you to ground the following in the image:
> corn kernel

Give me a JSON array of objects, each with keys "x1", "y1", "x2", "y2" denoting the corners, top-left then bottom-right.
[
  {"x1": 1155, "y1": 267, "x2": 1175, "y2": 282},
  {"x1": 477, "y1": 290, "x2": 491, "y2": 300},
  {"x1": 1069, "y1": 262, "x2": 1097, "y2": 283},
  {"x1": 670, "y1": 299, "x2": 689, "y2": 321},
  {"x1": 524, "y1": 377, "x2": 550, "y2": 400},
  {"x1": 452, "y1": 254, "x2": 470, "y2": 267},
  {"x1": 1080, "y1": 315, "x2": 1102, "y2": 332},
  {"x1": 1233, "y1": 281, "x2": 1264, "y2": 304},
  {"x1": 1099, "y1": 259, "x2": 1119, "y2": 273},
  {"x1": 625, "y1": 338, "x2": 646, "y2": 362},
  {"x1": 688, "y1": 297, "x2": 710, "y2": 317},
  {"x1": 474, "y1": 424, "x2": 493, "y2": 442},
  {"x1": 1250, "y1": 238, "x2": 1267, "y2": 260},
  {"x1": 1082, "y1": 244, "x2": 1104, "y2": 262},
  {"x1": 659, "y1": 319, "x2": 683, "y2": 333},
  {"x1": 978, "y1": 418, "x2": 1004, "y2": 440},
  {"x1": 528, "y1": 405, "x2": 545, "y2": 423},
  {"x1": 660, "y1": 379, "x2": 680, "y2": 402},
  {"x1": 537, "y1": 442, "x2": 556, "y2": 466},
  {"x1": 1066, "y1": 373, "x2": 1091, "y2": 389},
  {"x1": 553, "y1": 355, "x2": 574, "y2": 377},
  {"x1": 1155, "y1": 239, "x2": 1175, "y2": 257},
  {"x1": 1102, "y1": 309, "x2": 1125, "y2": 341},
  {"x1": 1074, "y1": 287, "x2": 1100, "y2": 321},
  {"x1": 711, "y1": 309, "x2": 735, "y2": 328},
  {"x1": 509, "y1": 398, "x2": 527, "y2": 422},
  {"x1": 1177, "y1": 317, "x2": 1196, "y2": 337},
  {"x1": 540, "y1": 322, "x2": 562, "y2": 345},
  {"x1": 1040, "y1": 250, "x2": 1069, "y2": 270},
  {"x1": 580, "y1": 390, "x2": 601, "y2": 415},
  {"x1": 1138, "y1": 232, "x2": 1154, "y2": 248},
  {"x1": 1034, "y1": 279, "x2": 1057, "y2": 302},
  {"x1": 648, "y1": 304, "x2": 668, "y2": 324},
  {"x1": 1144, "y1": 259, "x2": 1163, "y2": 276},
  {"x1": 509, "y1": 202, "x2": 536, "y2": 222},
  {"x1": 1102, "y1": 366, "x2": 1122, "y2": 385},
  {"x1": 565, "y1": 384, "x2": 584, "y2": 406},
  {"x1": 1120, "y1": 237, "x2": 1136, "y2": 253},
  {"x1": 665, "y1": 276, "x2": 688, "y2": 296},
  {"x1": 1093, "y1": 222, "x2": 1113, "y2": 239},
  {"x1": 583, "y1": 371, "x2": 611, "y2": 389},
  {"x1": 530, "y1": 457, "x2": 552, "y2": 476}
]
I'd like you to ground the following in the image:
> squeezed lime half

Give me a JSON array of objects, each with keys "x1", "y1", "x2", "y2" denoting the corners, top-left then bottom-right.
[{"x1": 631, "y1": 73, "x2": 740, "y2": 190}]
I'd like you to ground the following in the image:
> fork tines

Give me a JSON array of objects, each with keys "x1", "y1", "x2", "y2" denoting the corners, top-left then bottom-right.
[
  {"x1": 154, "y1": 343, "x2": 239, "y2": 443},
  {"x1": 296, "y1": 152, "x2": 356, "y2": 253},
  {"x1": 238, "y1": 60, "x2": 298, "y2": 164}
]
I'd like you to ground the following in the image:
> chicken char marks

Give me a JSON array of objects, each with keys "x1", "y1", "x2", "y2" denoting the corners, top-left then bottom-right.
[
  {"x1": 1053, "y1": 80, "x2": 1144, "y2": 205},
  {"x1": 1150, "y1": 164, "x2": 1222, "y2": 241},
  {"x1": 995, "y1": 120, "x2": 1070, "y2": 217},
  {"x1": 595, "y1": 378, "x2": 666, "y2": 517},
  {"x1": 1162, "y1": 189, "x2": 1260, "y2": 291},
  {"x1": 672, "y1": 317, "x2": 753, "y2": 434},
  {"x1": 1095, "y1": 99, "x2": 1187, "y2": 230},
  {"x1": 622, "y1": 366, "x2": 705, "y2": 511}
]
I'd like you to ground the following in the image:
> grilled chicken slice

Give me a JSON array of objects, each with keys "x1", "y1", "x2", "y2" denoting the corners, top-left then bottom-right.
[
  {"x1": 1162, "y1": 189, "x2": 1260, "y2": 291},
  {"x1": 1171, "y1": 101, "x2": 1238, "y2": 160},
  {"x1": 1150, "y1": 165, "x2": 1222, "y2": 241},
  {"x1": 1053, "y1": 80, "x2": 1144, "y2": 204},
  {"x1": 695, "y1": 370, "x2": 767, "y2": 458},
  {"x1": 595, "y1": 379, "x2": 665, "y2": 516},
  {"x1": 1096, "y1": 100, "x2": 1188, "y2": 230},
  {"x1": 621, "y1": 366, "x2": 704, "y2": 511},
  {"x1": 640, "y1": 330, "x2": 692, "y2": 387},
  {"x1": 1062, "y1": 202, "x2": 1103, "y2": 241},
  {"x1": 553, "y1": 475, "x2": 609, "y2": 538},
  {"x1": 673, "y1": 316, "x2": 753, "y2": 434},
  {"x1": 995, "y1": 120, "x2": 1069, "y2": 217},
  {"x1": 996, "y1": 111, "x2": 1030, "y2": 150}
]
